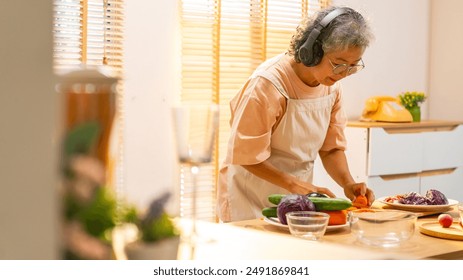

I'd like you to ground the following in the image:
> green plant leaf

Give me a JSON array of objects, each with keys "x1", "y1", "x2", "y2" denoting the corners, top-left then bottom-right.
[
  {"x1": 141, "y1": 213, "x2": 178, "y2": 243},
  {"x1": 77, "y1": 187, "x2": 117, "y2": 242},
  {"x1": 63, "y1": 122, "x2": 101, "y2": 158}
]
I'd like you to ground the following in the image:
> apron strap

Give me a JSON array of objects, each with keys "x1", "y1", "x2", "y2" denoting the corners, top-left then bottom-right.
[{"x1": 252, "y1": 70, "x2": 290, "y2": 99}]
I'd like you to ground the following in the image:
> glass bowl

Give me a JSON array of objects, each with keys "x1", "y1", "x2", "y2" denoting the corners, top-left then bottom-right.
[
  {"x1": 349, "y1": 209, "x2": 417, "y2": 247},
  {"x1": 286, "y1": 211, "x2": 329, "y2": 241},
  {"x1": 458, "y1": 202, "x2": 463, "y2": 225}
]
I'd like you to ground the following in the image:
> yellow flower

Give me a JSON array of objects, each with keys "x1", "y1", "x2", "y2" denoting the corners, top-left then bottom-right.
[{"x1": 398, "y1": 91, "x2": 426, "y2": 109}]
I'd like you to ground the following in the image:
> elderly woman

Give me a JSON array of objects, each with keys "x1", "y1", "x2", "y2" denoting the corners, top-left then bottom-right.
[{"x1": 217, "y1": 6, "x2": 376, "y2": 222}]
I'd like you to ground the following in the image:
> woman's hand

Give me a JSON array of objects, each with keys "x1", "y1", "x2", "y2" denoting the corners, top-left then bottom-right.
[
  {"x1": 242, "y1": 161, "x2": 336, "y2": 197},
  {"x1": 289, "y1": 180, "x2": 336, "y2": 198},
  {"x1": 343, "y1": 182, "x2": 375, "y2": 206}
]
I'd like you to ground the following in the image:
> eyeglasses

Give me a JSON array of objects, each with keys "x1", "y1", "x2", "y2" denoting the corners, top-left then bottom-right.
[{"x1": 328, "y1": 58, "x2": 365, "y2": 75}]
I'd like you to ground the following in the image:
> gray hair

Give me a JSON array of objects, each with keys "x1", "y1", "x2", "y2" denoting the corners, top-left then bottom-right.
[{"x1": 289, "y1": 6, "x2": 374, "y2": 62}]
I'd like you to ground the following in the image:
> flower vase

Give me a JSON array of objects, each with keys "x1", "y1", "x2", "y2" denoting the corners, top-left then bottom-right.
[{"x1": 408, "y1": 106, "x2": 421, "y2": 122}]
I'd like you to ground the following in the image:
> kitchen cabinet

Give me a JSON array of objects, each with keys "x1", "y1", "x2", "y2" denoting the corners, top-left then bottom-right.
[{"x1": 313, "y1": 120, "x2": 463, "y2": 201}]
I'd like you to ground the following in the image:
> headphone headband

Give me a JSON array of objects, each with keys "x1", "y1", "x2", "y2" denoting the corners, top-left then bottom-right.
[
  {"x1": 298, "y1": 8, "x2": 348, "y2": 67},
  {"x1": 318, "y1": 8, "x2": 347, "y2": 28}
]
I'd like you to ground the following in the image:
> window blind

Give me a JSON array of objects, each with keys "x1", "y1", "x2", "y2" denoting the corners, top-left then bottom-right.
[
  {"x1": 53, "y1": 0, "x2": 125, "y2": 193},
  {"x1": 53, "y1": 0, "x2": 124, "y2": 71},
  {"x1": 180, "y1": 0, "x2": 330, "y2": 222}
]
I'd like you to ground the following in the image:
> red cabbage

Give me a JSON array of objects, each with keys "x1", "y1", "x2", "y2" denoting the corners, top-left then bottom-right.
[
  {"x1": 277, "y1": 194, "x2": 316, "y2": 225},
  {"x1": 426, "y1": 189, "x2": 449, "y2": 205},
  {"x1": 399, "y1": 192, "x2": 431, "y2": 205},
  {"x1": 398, "y1": 189, "x2": 449, "y2": 205}
]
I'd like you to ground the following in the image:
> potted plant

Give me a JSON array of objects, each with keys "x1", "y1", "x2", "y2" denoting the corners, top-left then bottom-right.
[
  {"x1": 124, "y1": 192, "x2": 181, "y2": 260},
  {"x1": 398, "y1": 91, "x2": 427, "y2": 122}
]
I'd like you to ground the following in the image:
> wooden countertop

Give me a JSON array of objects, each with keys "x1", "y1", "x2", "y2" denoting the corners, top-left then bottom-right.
[
  {"x1": 114, "y1": 203, "x2": 463, "y2": 260},
  {"x1": 229, "y1": 205, "x2": 463, "y2": 260},
  {"x1": 174, "y1": 218, "x2": 403, "y2": 260},
  {"x1": 115, "y1": 218, "x2": 400, "y2": 260}
]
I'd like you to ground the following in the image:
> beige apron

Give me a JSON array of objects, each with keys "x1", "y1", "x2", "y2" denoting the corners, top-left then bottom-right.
[{"x1": 226, "y1": 70, "x2": 337, "y2": 222}]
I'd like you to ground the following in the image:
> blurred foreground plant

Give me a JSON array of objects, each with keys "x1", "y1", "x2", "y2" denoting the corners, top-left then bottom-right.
[
  {"x1": 135, "y1": 192, "x2": 179, "y2": 243},
  {"x1": 61, "y1": 122, "x2": 136, "y2": 259}
]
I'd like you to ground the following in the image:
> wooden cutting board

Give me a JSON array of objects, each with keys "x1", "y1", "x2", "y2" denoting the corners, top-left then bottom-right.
[{"x1": 419, "y1": 221, "x2": 463, "y2": 241}]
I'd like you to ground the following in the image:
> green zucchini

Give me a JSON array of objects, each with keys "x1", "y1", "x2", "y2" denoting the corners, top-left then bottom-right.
[
  {"x1": 267, "y1": 194, "x2": 352, "y2": 211},
  {"x1": 262, "y1": 207, "x2": 277, "y2": 218},
  {"x1": 268, "y1": 194, "x2": 286, "y2": 205},
  {"x1": 307, "y1": 197, "x2": 352, "y2": 211}
]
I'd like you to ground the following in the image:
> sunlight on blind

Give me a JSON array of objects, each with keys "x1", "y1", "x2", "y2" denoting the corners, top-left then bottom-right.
[
  {"x1": 53, "y1": 0, "x2": 125, "y2": 196},
  {"x1": 53, "y1": 0, "x2": 83, "y2": 69},
  {"x1": 53, "y1": 0, "x2": 124, "y2": 71},
  {"x1": 180, "y1": 0, "x2": 330, "y2": 222},
  {"x1": 179, "y1": 0, "x2": 219, "y2": 221}
]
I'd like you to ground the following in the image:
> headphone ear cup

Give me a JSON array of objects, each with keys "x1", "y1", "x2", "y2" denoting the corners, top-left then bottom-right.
[
  {"x1": 298, "y1": 45, "x2": 314, "y2": 67},
  {"x1": 298, "y1": 38, "x2": 323, "y2": 67},
  {"x1": 310, "y1": 41, "x2": 324, "y2": 66}
]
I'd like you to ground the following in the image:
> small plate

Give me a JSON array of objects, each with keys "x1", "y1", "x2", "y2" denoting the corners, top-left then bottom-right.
[
  {"x1": 263, "y1": 217, "x2": 348, "y2": 232},
  {"x1": 377, "y1": 197, "x2": 458, "y2": 212}
]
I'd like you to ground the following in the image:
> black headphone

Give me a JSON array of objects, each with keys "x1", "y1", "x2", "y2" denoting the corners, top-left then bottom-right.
[{"x1": 297, "y1": 8, "x2": 348, "y2": 67}]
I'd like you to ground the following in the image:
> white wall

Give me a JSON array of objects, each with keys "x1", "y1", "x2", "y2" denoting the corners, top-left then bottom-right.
[
  {"x1": 428, "y1": 0, "x2": 463, "y2": 121},
  {"x1": 123, "y1": 0, "x2": 432, "y2": 209},
  {"x1": 0, "y1": 1, "x2": 59, "y2": 259},
  {"x1": 123, "y1": 0, "x2": 181, "y2": 212},
  {"x1": 334, "y1": 0, "x2": 430, "y2": 119}
]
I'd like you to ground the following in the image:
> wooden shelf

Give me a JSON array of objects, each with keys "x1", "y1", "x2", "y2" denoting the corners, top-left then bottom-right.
[{"x1": 348, "y1": 120, "x2": 463, "y2": 133}]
